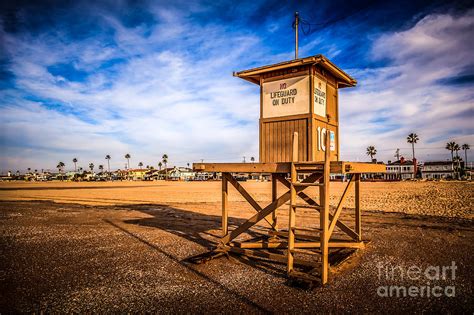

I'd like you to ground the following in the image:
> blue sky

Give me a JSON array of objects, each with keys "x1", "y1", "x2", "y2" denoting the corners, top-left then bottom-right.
[{"x1": 0, "y1": 0, "x2": 473, "y2": 172}]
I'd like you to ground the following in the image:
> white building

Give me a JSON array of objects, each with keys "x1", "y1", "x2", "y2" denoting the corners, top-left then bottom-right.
[
  {"x1": 421, "y1": 161, "x2": 454, "y2": 179},
  {"x1": 384, "y1": 158, "x2": 416, "y2": 180},
  {"x1": 194, "y1": 171, "x2": 215, "y2": 181},
  {"x1": 168, "y1": 167, "x2": 196, "y2": 181}
]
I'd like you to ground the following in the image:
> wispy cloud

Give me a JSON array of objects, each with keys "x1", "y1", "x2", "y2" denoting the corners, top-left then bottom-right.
[
  {"x1": 0, "y1": 1, "x2": 473, "y2": 172},
  {"x1": 1, "y1": 4, "x2": 262, "y2": 171},
  {"x1": 340, "y1": 9, "x2": 474, "y2": 162}
]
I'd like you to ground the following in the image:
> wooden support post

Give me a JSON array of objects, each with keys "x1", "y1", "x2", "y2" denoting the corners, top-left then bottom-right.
[
  {"x1": 287, "y1": 132, "x2": 298, "y2": 273},
  {"x1": 222, "y1": 172, "x2": 229, "y2": 237},
  {"x1": 320, "y1": 131, "x2": 331, "y2": 284},
  {"x1": 271, "y1": 174, "x2": 278, "y2": 231},
  {"x1": 355, "y1": 173, "x2": 361, "y2": 241}
]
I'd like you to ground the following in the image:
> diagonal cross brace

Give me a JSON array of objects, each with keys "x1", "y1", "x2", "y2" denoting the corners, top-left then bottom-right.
[
  {"x1": 275, "y1": 174, "x2": 359, "y2": 240},
  {"x1": 328, "y1": 176, "x2": 354, "y2": 237},
  {"x1": 223, "y1": 172, "x2": 274, "y2": 228},
  {"x1": 221, "y1": 173, "x2": 322, "y2": 245}
]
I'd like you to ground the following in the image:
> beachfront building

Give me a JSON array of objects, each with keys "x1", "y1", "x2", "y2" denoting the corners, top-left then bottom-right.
[
  {"x1": 35, "y1": 172, "x2": 52, "y2": 181},
  {"x1": 127, "y1": 168, "x2": 148, "y2": 180},
  {"x1": 151, "y1": 168, "x2": 173, "y2": 180},
  {"x1": 65, "y1": 171, "x2": 78, "y2": 181},
  {"x1": 168, "y1": 167, "x2": 196, "y2": 181},
  {"x1": 421, "y1": 161, "x2": 455, "y2": 179},
  {"x1": 148, "y1": 167, "x2": 197, "y2": 181},
  {"x1": 0, "y1": 173, "x2": 13, "y2": 181},
  {"x1": 194, "y1": 171, "x2": 215, "y2": 181},
  {"x1": 465, "y1": 162, "x2": 473, "y2": 180},
  {"x1": 384, "y1": 158, "x2": 416, "y2": 180}
]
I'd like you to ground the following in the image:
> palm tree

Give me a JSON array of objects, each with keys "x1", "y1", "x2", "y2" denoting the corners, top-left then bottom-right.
[
  {"x1": 162, "y1": 154, "x2": 168, "y2": 179},
  {"x1": 158, "y1": 162, "x2": 162, "y2": 171},
  {"x1": 406, "y1": 133, "x2": 419, "y2": 160},
  {"x1": 366, "y1": 146, "x2": 377, "y2": 161},
  {"x1": 453, "y1": 156, "x2": 462, "y2": 164},
  {"x1": 27, "y1": 167, "x2": 31, "y2": 173},
  {"x1": 124, "y1": 154, "x2": 131, "y2": 169},
  {"x1": 250, "y1": 157, "x2": 255, "y2": 163},
  {"x1": 73, "y1": 158, "x2": 78, "y2": 172},
  {"x1": 105, "y1": 155, "x2": 111, "y2": 172},
  {"x1": 453, "y1": 143, "x2": 461, "y2": 158},
  {"x1": 446, "y1": 141, "x2": 457, "y2": 162},
  {"x1": 89, "y1": 163, "x2": 94, "y2": 172},
  {"x1": 99, "y1": 165, "x2": 104, "y2": 173},
  {"x1": 138, "y1": 162, "x2": 143, "y2": 169},
  {"x1": 57, "y1": 162, "x2": 65, "y2": 172},
  {"x1": 57, "y1": 162, "x2": 65, "y2": 180},
  {"x1": 462, "y1": 144, "x2": 470, "y2": 167}
]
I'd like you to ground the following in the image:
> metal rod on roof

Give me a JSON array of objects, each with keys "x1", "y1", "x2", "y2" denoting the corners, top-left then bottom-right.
[{"x1": 295, "y1": 12, "x2": 299, "y2": 59}]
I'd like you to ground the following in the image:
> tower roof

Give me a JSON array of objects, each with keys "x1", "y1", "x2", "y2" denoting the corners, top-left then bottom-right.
[{"x1": 234, "y1": 54, "x2": 356, "y2": 87}]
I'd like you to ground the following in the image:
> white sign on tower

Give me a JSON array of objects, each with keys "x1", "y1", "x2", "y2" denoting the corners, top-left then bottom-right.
[
  {"x1": 262, "y1": 76, "x2": 310, "y2": 118},
  {"x1": 314, "y1": 76, "x2": 327, "y2": 117}
]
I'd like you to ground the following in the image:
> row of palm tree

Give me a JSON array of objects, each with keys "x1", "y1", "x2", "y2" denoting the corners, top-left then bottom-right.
[
  {"x1": 446, "y1": 142, "x2": 470, "y2": 178},
  {"x1": 366, "y1": 132, "x2": 470, "y2": 167},
  {"x1": 366, "y1": 133, "x2": 420, "y2": 162},
  {"x1": 445, "y1": 142, "x2": 470, "y2": 163},
  {"x1": 61, "y1": 153, "x2": 172, "y2": 174}
]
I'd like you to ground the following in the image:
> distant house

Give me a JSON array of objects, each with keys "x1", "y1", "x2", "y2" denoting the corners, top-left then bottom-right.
[
  {"x1": 148, "y1": 168, "x2": 172, "y2": 180},
  {"x1": 194, "y1": 171, "x2": 216, "y2": 181},
  {"x1": 126, "y1": 169, "x2": 148, "y2": 180},
  {"x1": 80, "y1": 171, "x2": 94, "y2": 181},
  {"x1": 36, "y1": 172, "x2": 52, "y2": 181},
  {"x1": 249, "y1": 173, "x2": 271, "y2": 181},
  {"x1": 465, "y1": 162, "x2": 473, "y2": 180},
  {"x1": 421, "y1": 161, "x2": 455, "y2": 179},
  {"x1": 384, "y1": 158, "x2": 416, "y2": 180},
  {"x1": 146, "y1": 167, "x2": 194, "y2": 181},
  {"x1": 0, "y1": 174, "x2": 12, "y2": 181},
  {"x1": 23, "y1": 172, "x2": 36, "y2": 181},
  {"x1": 65, "y1": 171, "x2": 78, "y2": 181},
  {"x1": 168, "y1": 167, "x2": 195, "y2": 181}
]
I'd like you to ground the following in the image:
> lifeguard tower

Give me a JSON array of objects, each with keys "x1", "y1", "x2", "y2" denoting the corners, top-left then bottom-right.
[
  {"x1": 192, "y1": 54, "x2": 385, "y2": 285},
  {"x1": 236, "y1": 54, "x2": 355, "y2": 163}
]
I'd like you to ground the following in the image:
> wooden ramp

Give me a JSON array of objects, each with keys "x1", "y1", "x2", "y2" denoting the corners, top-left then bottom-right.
[{"x1": 190, "y1": 132, "x2": 385, "y2": 286}]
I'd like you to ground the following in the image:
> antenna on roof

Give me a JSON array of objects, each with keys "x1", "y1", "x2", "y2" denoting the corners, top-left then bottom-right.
[{"x1": 294, "y1": 12, "x2": 299, "y2": 59}]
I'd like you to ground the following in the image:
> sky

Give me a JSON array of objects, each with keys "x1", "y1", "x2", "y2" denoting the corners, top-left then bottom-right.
[{"x1": 0, "y1": 0, "x2": 473, "y2": 172}]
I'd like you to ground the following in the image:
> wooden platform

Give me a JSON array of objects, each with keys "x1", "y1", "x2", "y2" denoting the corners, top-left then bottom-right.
[
  {"x1": 193, "y1": 161, "x2": 385, "y2": 174},
  {"x1": 189, "y1": 133, "x2": 386, "y2": 286}
]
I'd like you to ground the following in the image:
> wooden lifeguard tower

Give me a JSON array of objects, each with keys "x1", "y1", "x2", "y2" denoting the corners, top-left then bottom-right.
[
  {"x1": 236, "y1": 54, "x2": 355, "y2": 163},
  {"x1": 191, "y1": 54, "x2": 385, "y2": 285}
]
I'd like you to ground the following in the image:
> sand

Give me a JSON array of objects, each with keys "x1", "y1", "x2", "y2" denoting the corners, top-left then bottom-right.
[
  {"x1": 0, "y1": 180, "x2": 473, "y2": 312},
  {"x1": 1, "y1": 180, "x2": 472, "y2": 218}
]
